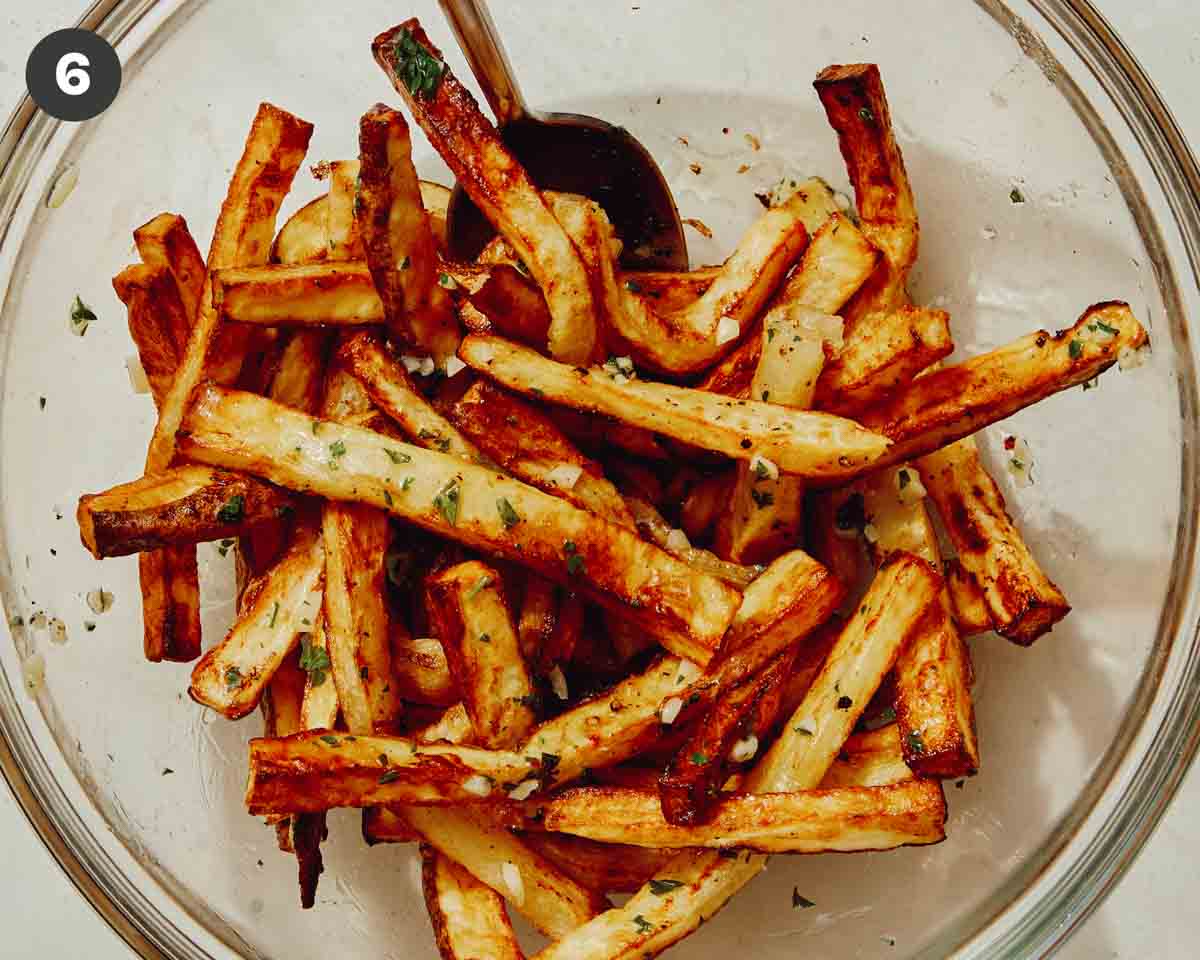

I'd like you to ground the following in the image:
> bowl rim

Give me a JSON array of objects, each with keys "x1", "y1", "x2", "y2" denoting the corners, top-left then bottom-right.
[{"x1": 1, "y1": 1, "x2": 1199, "y2": 958}]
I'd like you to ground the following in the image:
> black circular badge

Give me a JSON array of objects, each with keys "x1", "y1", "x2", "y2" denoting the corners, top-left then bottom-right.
[{"x1": 26, "y1": 29, "x2": 121, "y2": 122}]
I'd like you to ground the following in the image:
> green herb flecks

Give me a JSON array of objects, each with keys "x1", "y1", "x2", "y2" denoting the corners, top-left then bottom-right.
[
  {"x1": 905, "y1": 729, "x2": 925, "y2": 754},
  {"x1": 299, "y1": 636, "x2": 331, "y2": 687},
  {"x1": 69, "y1": 295, "x2": 96, "y2": 336},
  {"x1": 386, "y1": 448, "x2": 411, "y2": 464},
  {"x1": 217, "y1": 538, "x2": 235, "y2": 558},
  {"x1": 433, "y1": 480, "x2": 461, "y2": 526},
  {"x1": 690, "y1": 752, "x2": 709, "y2": 766},
  {"x1": 465, "y1": 575, "x2": 493, "y2": 601},
  {"x1": 320, "y1": 735, "x2": 340, "y2": 746},
  {"x1": 497, "y1": 497, "x2": 521, "y2": 529},
  {"x1": 392, "y1": 28, "x2": 445, "y2": 99},
  {"x1": 750, "y1": 488, "x2": 775, "y2": 508},
  {"x1": 792, "y1": 888, "x2": 815, "y2": 909},
  {"x1": 224, "y1": 666, "x2": 242, "y2": 689},
  {"x1": 1010, "y1": 187, "x2": 1025, "y2": 204},
  {"x1": 378, "y1": 769, "x2": 401, "y2": 784},
  {"x1": 267, "y1": 601, "x2": 280, "y2": 628},
  {"x1": 217, "y1": 494, "x2": 245, "y2": 524},
  {"x1": 649, "y1": 879, "x2": 685, "y2": 896},
  {"x1": 633, "y1": 915, "x2": 656, "y2": 935},
  {"x1": 1069, "y1": 338, "x2": 1083, "y2": 360},
  {"x1": 563, "y1": 540, "x2": 585, "y2": 576}
]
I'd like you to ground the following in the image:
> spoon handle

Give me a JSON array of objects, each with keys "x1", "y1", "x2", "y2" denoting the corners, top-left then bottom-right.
[{"x1": 437, "y1": 0, "x2": 529, "y2": 126}]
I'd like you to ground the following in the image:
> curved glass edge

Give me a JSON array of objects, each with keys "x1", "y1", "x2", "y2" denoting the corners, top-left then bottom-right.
[{"x1": 0, "y1": 2, "x2": 1198, "y2": 960}]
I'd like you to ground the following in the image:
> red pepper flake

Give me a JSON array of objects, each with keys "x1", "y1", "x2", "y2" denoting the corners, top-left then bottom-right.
[{"x1": 1003, "y1": 435, "x2": 1016, "y2": 450}]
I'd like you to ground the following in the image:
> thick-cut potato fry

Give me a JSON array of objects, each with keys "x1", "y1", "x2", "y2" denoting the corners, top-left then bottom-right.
[
  {"x1": 818, "y1": 723, "x2": 914, "y2": 788},
  {"x1": 266, "y1": 329, "x2": 331, "y2": 412},
  {"x1": 141, "y1": 103, "x2": 312, "y2": 664},
  {"x1": 425, "y1": 561, "x2": 536, "y2": 749},
  {"x1": 421, "y1": 846, "x2": 524, "y2": 960},
  {"x1": 859, "y1": 466, "x2": 979, "y2": 776},
  {"x1": 326, "y1": 160, "x2": 364, "y2": 260},
  {"x1": 405, "y1": 805, "x2": 605, "y2": 939},
  {"x1": 394, "y1": 634, "x2": 458, "y2": 706},
  {"x1": 814, "y1": 63, "x2": 917, "y2": 318},
  {"x1": 543, "y1": 780, "x2": 946, "y2": 852},
  {"x1": 517, "y1": 575, "x2": 558, "y2": 666},
  {"x1": 420, "y1": 180, "x2": 452, "y2": 251},
  {"x1": 77, "y1": 465, "x2": 293, "y2": 558},
  {"x1": 112, "y1": 263, "x2": 189, "y2": 406},
  {"x1": 459, "y1": 334, "x2": 889, "y2": 480},
  {"x1": 374, "y1": 20, "x2": 599, "y2": 364},
  {"x1": 338, "y1": 331, "x2": 482, "y2": 461},
  {"x1": 299, "y1": 610, "x2": 339, "y2": 731},
  {"x1": 659, "y1": 650, "x2": 795, "y2": 826},
  {"x1": 271, "y1": 196, "x2": 328, "y2": 265},
  {"x1": 621, "y1": 267, "x2": 718, "y2": 313},
  {"x1": 545, "y1": 192, "x2": 625, "y2": 356},
  {"x1": 697, "y1": 210, "x2": 877, "y2": 398},
  {"x1": 245, "y1": 732, "x2": 534, "y2": 814},
  {"x1": 944, "y1": 556, "x2": 993, "y2": 637},
  {"x1": 415, "y1": 702, "x2": 474, "y2": 746},
  {"x1": 133, "y1": 211, "x2": 206, "y2": 327},
  {"x1": 816, "y1": 305, "x2": 953, "y2": 415},
  {"x1": 856, "y1": 302, "x2": 1148, "y2": 471},
  {"x1": 358, "y1": 105, "x2": 460, "y2": 361},
  {"x1": 450, "y1": 380, "x2": 634, "y2": 527},
  {"x1": 523, "y1": 834, "x2": 674, "y2": 895},
  {"x1": 748, "y1": 553, "x2": 940, "y2": 793},
  {"x1": 624, "y1": 498, "x2": 757, "y2": 589},
  {"x1": 178, "y1": 385, "x2": 742, "y2": 665},
  {"x1": 212, "y1": 262, "x2": 382, "y2": 327},
  {"x1": 715, "y1": 306, "x2": 830, "y2": 563},
  {"x1": 918, "y1": 435, "x2": 1069, "y2": 644},
  {"x1": 466, "y1": 263, "x2": 554, "y2": 347},
  {"x1": 189, "y1": 529, "x2": 324, "y2": 719},
  {"x1": 530, "y1": 848, "x2": 763, "y2": 960}
]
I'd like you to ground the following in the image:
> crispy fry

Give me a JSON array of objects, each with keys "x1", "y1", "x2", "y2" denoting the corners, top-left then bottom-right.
[
  {"x1": 266, "y1": 329, "x2": 331, "y2": 411},
  {"x1": 405, "y1": 805, "x2": 605, "y2": 939},
  {"x1": 415, "y1": 702, "x2": 474, "y2": 746},
  {"x1": 748, "y1": 552, "x2": 940, "y2": 793},
  {"x1": 338, "y1": 330, "x2": 482, "y2": 461},
  {"x1": 543, "y1": 780, "x2": 946, "y2": 852},
  {"x1": 395, "y1": 634, "x2": 459, "y2": 706},
  {"x1": 189, "y1": 529, "x2": 324, "y2": 719},
  {"x1": 856, "y1": 302, "x2": 1148, "y2": 470},
  {"x1": 133, "y1": 212, "x2": 206, "y2": 328},
  {"x1": 944, "y1": 556, "x2": 993, "y2": 637},
  {"x1": 860, "y1": 465, "x2": 979, "y2": 776},
  {"x1": 326, "y1": 160, "x2": 364, "y2": 260},
  {"x1": 523, "y1": 834, "x2": 674, "y2": 895},
  {"x1": 112, "y1": 264, "x2": 189, "y2": 406},
  {"x1": 918, "y1": 435, "x2": 1070, "y2": 644},
  {"x1": 421, "y1": 845, "x2": 524, "y2": 960},
  {"x1": 77, "y1": 465, "x2": 293, "y2": 558},
  {"x1": 178, "y1": 384, "x2": 742, "y2": 665},
  {"x1": 212, "y1": 261, "x2": 382, "y2": 326},
  {"x1": 271, "y1": 196, "x2": 328, "y2": 265},
  {"x1": 449, "y1": 379, "x2": 634, "y2": 527},
  {"x1": 358, "y1": 105, "x2": 460, "y2": 360},
  {"x1": 141, "y1": 103, "x2": 312, "y2": 664},
  {"x1": 659, "y1": 650, "x2": 795, "y2": 826},
  {"x1": 819, "y1": 724, "x2": 913, "y2": 788},
  {"x1": 246, "y1": 732, "x2": 534, "y2": 813},
  {"x1": 374, "y1": 21, "x2": 599, "y2": 363},
  {"x1": 459, "y1": 334, "x2": 889, "y2": 480},
  {"x1": 465, "y1": 263, "x2": 554, "y2": 347},
  {"x1": 299, "y1": 610, "x2": 339, "y2": 731},
  {"x1": 425, "y1": 561, "x2": 537, "y2": 748}
]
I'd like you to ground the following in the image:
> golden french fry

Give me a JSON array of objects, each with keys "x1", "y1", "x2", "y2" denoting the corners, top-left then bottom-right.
[
  {"x1": 326, "y1": 159, "x2": 363, "y2": 261},
  {"x1": 133, "y1": 211, "x2": 206, "y2": 328},
  {"x1": 421, "y1": 845, "x2": 523, "y2": 960},
  {"x1": 271, "y1": 196, "x2": 328, "y2": 265},
  {"x1": 523, "y1": 833, "x2": 675, "y2": 896},
  {"x1": 944, "y1": 556, "x2": 993, "y2": 638},
  {"x1": 818, "y1": 724, "x2": 914, "y2": 788},
  {"x1": 112, "y1": 263, "x2": 189, "y2": 407}
]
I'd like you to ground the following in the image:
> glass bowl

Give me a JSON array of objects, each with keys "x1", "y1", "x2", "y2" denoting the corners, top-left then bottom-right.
[{"x1": 2, "y1": 1, "x2": 1198, "y2": 957}]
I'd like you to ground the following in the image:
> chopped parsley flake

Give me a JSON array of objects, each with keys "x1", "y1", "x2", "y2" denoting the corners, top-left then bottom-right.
[
  {"x1": 433, "y1": 480, "x2": 461, "y2": 525},
  {"x1": 649, "y1": 879, "x2": 685, "y2": 895},
  {"x1": 465, "y1": 574, "x2": 493, "y2": 601},
  {"x1": 1010, "y1": 187, "x2": 1025, "y2": 204},
  {"x1": 633, "y1": 915, "x2": 655, "y2": 935},
  {"x1": 792, "y1": 888, "x2": 815, "y2": 909},
  {"x1": 378, "y1": 769, "x2": 401, "y2": 784},
  {"x1": 224, "y1": 666, "x2": 242, "y2": 689},
  {"x1": 906, "y1": 730, "x2": 925, "y2": 754},
  {"x1": 750, "y1": 488, "x2": 775, "y2": 508},
  {"x1": 217, "y1": 494, "x2": 245, "y2": 523},
  {"x1": 392, "y1": 28, "x2": 445, "y2": 99},
  {"x1": 1069, "y1": 338, "x2": 1083, "y2": 360},
  {"x1": 268, "y1": 601, "x2": 280, "y2": 628},
  {"x1": 320, "y1": 735, "x2": 340, "y2": 746},
  {"x1": 497, "y1": 497, "x2": 521, "y2": 529},
  {"x1": 386, "y1": 448, "x2": 411, "y2": 464},
  {"x1": 217, "y1": 538, "x2": 235, "y2": 557},
  {"x1": 690, "y1": 752, "x2": 709, "y2": 766},
  {"x1": 299, "y1": 636, "x2": 331, "y2": 687},
  {"x1": 329, "y1": 440, "x2": 347, "y2": 460},
  {"x1": 69, "y1": 295, "x2": 96, "y2": 336}
]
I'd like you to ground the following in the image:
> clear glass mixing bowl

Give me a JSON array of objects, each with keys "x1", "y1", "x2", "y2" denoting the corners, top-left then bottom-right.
[{"x1": 2, "y1": 1, "x2": 1198, "y2": 957}]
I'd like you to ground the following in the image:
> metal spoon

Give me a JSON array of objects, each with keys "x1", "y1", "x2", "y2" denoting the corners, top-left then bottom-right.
[{"x1": 438, "y1": 0, "x2": 688, "y2": 271}]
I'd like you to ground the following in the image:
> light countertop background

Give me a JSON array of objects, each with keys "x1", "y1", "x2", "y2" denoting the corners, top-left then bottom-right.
[{"x1": 1, "y1": 1, "x2": 1198, "y2": 957}]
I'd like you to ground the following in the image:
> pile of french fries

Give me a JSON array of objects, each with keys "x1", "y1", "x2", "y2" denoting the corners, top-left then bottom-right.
[{"x1": 76, "y1": 17, "x2": 1149, "y2": 958}]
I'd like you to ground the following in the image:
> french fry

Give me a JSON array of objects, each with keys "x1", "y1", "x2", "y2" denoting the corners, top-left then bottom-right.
[
  {"x1": 415, "y1": 702, "x2": 474, "y2": 746},
  {"x1": 523, "y1": 833, "x2": 674, "y2": 895},
  {"x1": 420, "y1": 180, "x2": 452, "y2": 252},
  {"x1": 373, "y1": 20, "x2": 599, "y2": 364},
  {"x1": 543, "y1": 780, "x2": 946, "y2": 852},
  {"x1": 244, "y1": 731, "x2": 534, "y2": 814},
  {"x1": 818, "y1": 724, "x2": 913, "y2": 788},
  {"x1": 714, "y1": 306, "x2": 832, "y2": 563},
  {"x1": 404, "y1": 805, "x2": 605, "y2": 939},
  {"x1": 362, "y1": 805, "x2": 421, "y2": 844},
  {"x1": 133, "y1": 211, "x2": 205, "y2": 328},
  {"x1": 944, "y1": 556, "x2": 993, "y2": 637},
  {"x1": 465, "y1": 263, "x2": 554, "y2": 347},
  {"x1": 271, "y1": 196, "x2": 328, "y2": 265},
  {"x1": 421, "y1": 845, "x2": 524, "y2": 960},
  {"x1": 425, "y1": 561, "x2": 537, "y2": 749},
  {"x1": 624, "y1": 498, "x2": 758, "y2": 589},
  {"x1": 357, "y1": 105, "x2": 460, "y2": 361},
  {"x1": 141, "y1": 103, "x2": 312, "y2": 664},
  {"x1": 857, "y1": 302, "x2": 1148, "y2": 470},
  {"x1": 814, "y1": 63, "x2": 918, "y2": 320},
  {"x1": 918, "y1": 436, "x2": 1070, "y2": 644},
  {"x1": 77, "y1": 465, "x2": 293, "y2": 558},
  {"x1": 697, "y1": 209, "x2": 877, "y2": 398},
  {"x1": 517, "y1": 575, "x2": 558, "y2": 666},
  {"x1": 859, "y1": 465, "x2": 980, "y2": 776},
  {"x1": 112, "y1": 264, "x2": 189, "y2": 406},
  {"x1": 394, "y1": 634, "x2": 459, "y2": 706},
  {"x1": 541, "y1": 592, "x2": 584, "y2": 678},
  {"x1": 621, "y1": 267, "x2": 718, "y2": 313},
  {"x1": 177, "y1": 385, "x2": 742, "y2": 665},
  {"x1": 659, "y1": 649, "x2": 796, "y2": 826},
  {"x1": 449, "y1": 379, "x2": 634, "y2": 527},
  {"x1": 265, "y1": 329, "x2": 331, "y2": 412},
  {"x1": 299, "y1": 610, "x2": 339, "y2": 731},
  {"x1": 747, "y1": 553, "x2": 940, "y2": 793},
  {"x1": 326, "y1": 160, "x2": 363, "y2": 260},
  {"x1": 458, "y1": 334, "x2": 889, "y2": 480},
  {"x1": 338, "y1": 331, "x2": 482, "y2": 461},
  {"x1": 261, "y1": 648, "x2": 306, "y2": 838},
  {"x1": 211, "y1": 262, "x2": 382, "y2": 327},
  {"x1": 189, "y1": 528, "x2": 324, "y2": 719}
]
